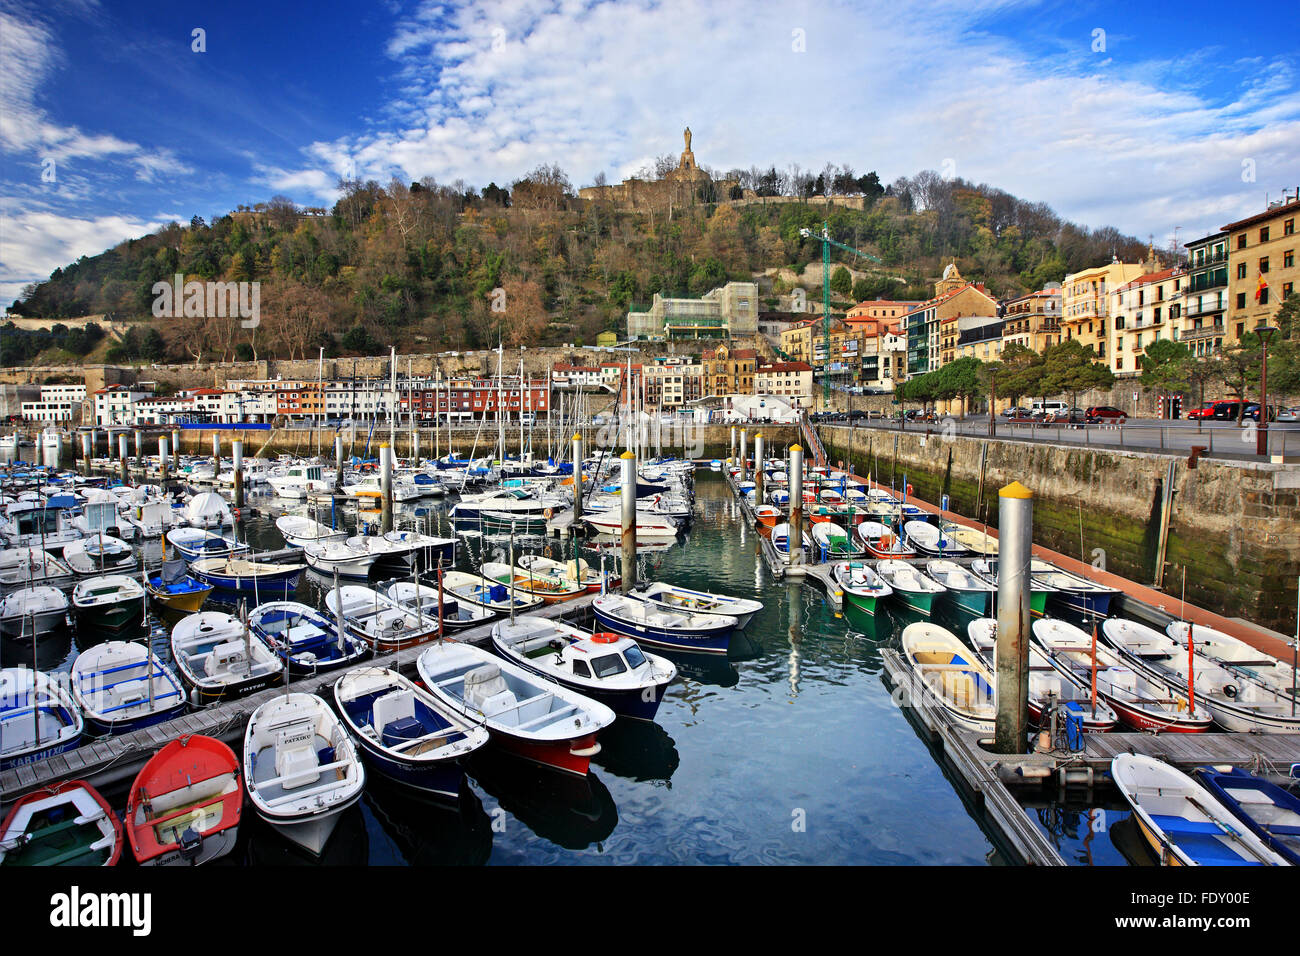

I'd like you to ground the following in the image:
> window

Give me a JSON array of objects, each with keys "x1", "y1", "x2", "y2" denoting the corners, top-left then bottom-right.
[
  {"x1": 1260, "y1": 227, "x2": 1270, "y2": 242},
  {"x1": 1237, "y1": 263, "x2": 1248, "y2": 279},
  {"x1": 1285, "y1": 250, "x2": 1295, "y2": 268},
  {"x1": 1238, "y1": 235, "x2": 1247, "y2": 250},
  {"x1": 1260, "y1": 257, "x2": 1270, "y2": 273},
  {"x1": 1285, "y1": 283, "x2": 1295, "y2": 298},
  {"x1": 1116, "y1": 356, "x2": 1123, "y2": 370},
  {"x1": 1237, "y1": 293, "x2": 1246, "y2": 309},
  {"x1": 1259, "y1": 288, "x2": 1269, "y2": 305},
  {"x1": 1283, "y1": 219, "x2": 1294, "y2": 236},
  {"x1": 572, "y1": 660, "x2": 591, "y2": 678}
]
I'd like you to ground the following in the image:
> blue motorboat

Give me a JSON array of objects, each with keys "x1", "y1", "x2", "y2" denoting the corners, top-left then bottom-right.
[
  {"x1": 1195, "y1": 766, "x2": 1300, "y2": 866},
  {"x1": 248, "y1": 601, "x2": 370, "y2": 676},
  {"x1": 333, "y1": 667, "x2": 488, "y2": 798},
  {"x1": 592, "y1": 592, "x2": 735, "y2": 655},
  {"x1": 188, "y1": 557, "x2": 304, "y2": 597}
]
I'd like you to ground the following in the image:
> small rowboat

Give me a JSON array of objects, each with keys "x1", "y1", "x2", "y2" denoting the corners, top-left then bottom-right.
[
  {"x1": 62, "y1": 536, "x2": 137, "y2": 575},
  {"x1": 71, "y1": 641, "x2": 187, "y2": 734},
  {"x1": 171, "y1": 612, "x2": 284, "y2": 705},
  {"x1": 0, "y1": 668, "x2": 83, "y2": 770},
  {"x1": 969, "y1": 558, "x2": 1054, "y2": 617},
  {"x1": 0, "y1": 780, "x2": 122, "y2": 866},
  {"x1": 1112, "y1": 754, "x2": 1286, "y2": 866},
  {"x1": 925, "y1": 560, "x2": 995, "y2": 617},
  {"x1": 166, "y1": 527, "x2": 247, "y2": 561},
  {"x1": 940, "y1": 521, "x2": 998, "y2": 556},
  {"x1": 146, "y1": 559, "x2": 213, "y2": 613},
  {"x1": 904, "y1": 520, "x2": 969, "y2": 556},
  {"x1": 417, "y1": 641, "x2": 615, "y2": 776},
  {"x1": 492, "y1": 617, "x2": 677, "y2": 721},
  {"x1": 247, "y1": 601, "x2": 370, "y2": 676},
  {"x1": 325, "y1": 585, "x2": 443, "y2": 650},
  {"x1": 900, "y1": 622, "x2": 995, "y2": 734},
  {"x1": 334, "y1": 667, "x2": 489, "y2": 798},
  {"x1": 854, "y1": 521, "x2": 915, "y2": 559},
  {"x1": 754, "y1": 504, "x2": 783, "y2": 528},
  {"x1": 126, "y1": 735, "x2": 242, "y2": 866},
  {"x1": 276, "y1": 514, "x2": 346, "y2": 548},
  {"x1": 633, "y1": 581, "x2": 763, "y2": 629},
  {"x1": 1166, "y1": 621, "x2": 1294, "y2": 696},
  {"x1": 440, "y1": 570, "x2": 545, "y2": 614},
  {"x1": 876, "y1": 560, "x2": 947, "y2": 616},
  {"x1": 1032, "y1": 618, "x2": 1212, "y2": 733},
  {"x1": 189, "y1": 557, "x2": 304, "y2": 597},
  {"x1": 810, "y1": 521, "x2": 865, "y2": 560},
  {"x1": 830, "y1": 562, "x2": 892, "y2": 616},
  {"x1": 0, "y1": 586, "x2": 69, "y2": 637},
  {"x1": 244, "y1": 692, "x2": 365, "y2": 856},
  {"x1": 71, "y1": 574, "x2": 145, "y2": 632},
  {"x1": 481, "y1": 561, "x2": 586, "y2": 604},
  {"x1": 1194, "y1": 766, "x2": 1300, "y2": 866},
  {"x1": 1029, "y1": 559, "x2": 1118, "y2": 617},
  {"x1": 515, "y1": 554, "x2": 616, "y2": 593},
  {"x1": 593, "y1": 592, "x2": 737, "y2": 654}
]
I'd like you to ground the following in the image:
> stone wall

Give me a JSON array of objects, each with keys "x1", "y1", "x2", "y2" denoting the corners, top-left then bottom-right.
[{"x1": 821, "y1": 425, "x2": 1300, "y2": 632}]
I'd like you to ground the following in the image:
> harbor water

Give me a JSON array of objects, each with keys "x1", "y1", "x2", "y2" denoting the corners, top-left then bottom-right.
[{"x1": 1, "y1": 471, "x2": 1152, "y2": 865}]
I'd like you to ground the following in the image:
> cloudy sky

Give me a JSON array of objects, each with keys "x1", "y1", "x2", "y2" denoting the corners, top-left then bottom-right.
[{"x1": 2, "y1": 0, "x2": 1298, "y2": 305}]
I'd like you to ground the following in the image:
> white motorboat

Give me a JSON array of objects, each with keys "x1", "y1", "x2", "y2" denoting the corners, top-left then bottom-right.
[
  {"x1": 184, "y1": 491, "x2": 235, "y2": 529},
  {"x1": 0, "y1": 586, "x2": 69, "y2": 637},
  {"x1": 632, "y1": 581, "x2": 763, "y2": 629},
  {"x1": 70, "y1": 574, "x2": 146, "y2": 631},
  {"x1": 0, "y1": 547, "x2": 74, "y2": 586},
  {"x1": 302, "y1": 540, "x2": 380, "y2": 579},
  {"x1": 268, "y1": 464, "x2": 332, "y2": 499},
  {"x1": 243, "y1": 692, "x2": 365, "y2": 856},
  {"x1": 276, "y1": 514, "x2": 347, "y2": 549},
  {"x1": 70, "y1": 641, "x2": 186, "y2": 734},
  {"x1": 383, "y1": 581, "x2": 495, "y2": 631},
  {"x1": 0, "y1": 668, "x2": 83, "y2": 770},
  {"x1": 62, "y1": 536, "x2": 136, "y2": 575},
  {"x1": 324, "y1": 585, "x2": 443, "y2": 649},
  {"x1": 171, "y1": 611, "x2": 285, "y2": 705}
]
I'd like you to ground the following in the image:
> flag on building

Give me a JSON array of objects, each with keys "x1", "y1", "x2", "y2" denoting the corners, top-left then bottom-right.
[{"x1": 1255, "y1": 273, "x2": 1269, "y2": 302}]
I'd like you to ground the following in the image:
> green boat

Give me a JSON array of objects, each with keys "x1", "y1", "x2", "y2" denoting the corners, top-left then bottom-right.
[
  {"x1": 0, "y1": 780, "x2": 122, "y2": 866},
  {"x1": 970, "y1": 559, "x2": 1053, "y2": 616},
  {"x1": 71, "y1": 575, "x2": 146, "y2": 632},
  {"x1": 480, "y1": 510, "x2": 549, "y2": 534},
  {"x1": 830, "y1": 562, "x2": 893, "y2": 615},
  {"x1": 876, "y1": 560, "x2": 947, "y2": 617}
]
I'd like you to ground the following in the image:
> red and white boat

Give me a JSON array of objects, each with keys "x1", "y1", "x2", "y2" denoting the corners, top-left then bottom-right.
[
  {"x1": 417, "y1": 641, "x2": 615, "y2": 776},
  {"x1": 0, "y1": 780, "x2": 122, "y2": 866},
  {"x1": 1032, "y1": 619, "x2": 1212, "y2": 733},
  {"x1": 754, "y1": 504, "x2": 783, "y2": 529},
  {"x1": 126, "y1": 735, "x2": 243, "y2": 865}
]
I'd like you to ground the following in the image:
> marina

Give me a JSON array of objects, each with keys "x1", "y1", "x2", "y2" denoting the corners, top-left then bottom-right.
[{"x1": 0, "y1": 422, "x2": 1297, "y2": 868}]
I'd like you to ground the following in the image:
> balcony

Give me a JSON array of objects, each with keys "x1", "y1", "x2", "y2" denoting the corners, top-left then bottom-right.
[{"x1": 1181, "y1": 323, "x2": 1224, "y2": 342}]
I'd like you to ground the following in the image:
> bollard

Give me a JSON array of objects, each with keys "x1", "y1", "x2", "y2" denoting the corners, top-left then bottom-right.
[
  {"x1": 789, "y1": 444, "x2": 804, "y2": 566},
  {"x1": 380, "y1": 443, "x2": 393, "y2": 534},
  {"x1": 572, "y1": 432, "x2": 583, "y2": 525},
  {"x1": 739, "y1": 428, "x2": 748, "y2": 483},
  {"x1": 620, "y1": 450, "x2": 637, "y2": 593},
  {"x1": 730, "y1": 425, "x2": 737, "y2": 465},
  {"x1": 413, "y1": 426, "x2": 420, "y2": 463},
  {"x1": 212, "y1": 434, "x2": 220, "y2": 480},
  {"x1": 754, "y1": 432, "x2": 765, "y2": 506},
  {"x1": 232, "y1": 439, "x2": 244, "y2": 509},
  {"x1": 134, "y1": 429, "x2": 142, "y2": 463},
  {"x1": 159, "y1": 437, "x2": 169, "y2": 487},
  {"x1": 335, "y1": 435, "x2": 344, "y2": 491},
  {"x1": 994, "y1": 481, "x2": 1033, "y2": 754},
  {"x1": 81, "y1": 432, "x2": 92, "y2": 477},
  {"x1": 171, "y1": 429, "x2": 180, "y2": 470},
  {"x1": 118, "y1": 434, "x2": 128, "y2": 484}
]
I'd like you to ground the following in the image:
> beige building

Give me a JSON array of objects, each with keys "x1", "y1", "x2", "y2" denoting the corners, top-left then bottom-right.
[
  {"x1": 580, "y1": 128, "x2": 738, "y2": 210},
  {"x1": 1061, "y1": 259, "x2": 1148, "y2": 362},
  {"x1": 779, "y1": 319, "x2": 817, "y2": 362},
  {"x1": 1109, "y1": 268, "x2": 1185, "y2": 376},
  {"x1": 643, "y1": 357, "x2": 704, "y2": 409},
  {"x1": 1000, "y1": 286, "x2": 1062, "y2": 353},
  {"x1": 1222, "y1": 193, "x2": 1300, "y2": 345},
  {"x1": 628, "y1": 281, "x2": 759, "y2": 341},
  {"x1": 701, "y1": 345, "x2": 756, "y2": 397}
]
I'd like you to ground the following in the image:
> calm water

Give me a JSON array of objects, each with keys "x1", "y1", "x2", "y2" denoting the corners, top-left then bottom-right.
[{"x1": 2, "y1": 472, "x2": 1147, "y2": 865}]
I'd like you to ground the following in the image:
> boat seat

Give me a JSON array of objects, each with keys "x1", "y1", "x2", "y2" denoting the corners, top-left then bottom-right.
[
  {"x1": 1038, "y1": 676, "x2": 1063, "y2": 699},
  {"x1": 205, "y1": 641, "x2": 248, "y2": 678},
  {"x1": 274, "y1": 727, "x2": 321, "y2": 790},
  {"x1": 373, "y1": 688, "x2": 421, "y2": 746},
  {"x1": 464, "y1": 664, "x2": 516, "y2": 714}
]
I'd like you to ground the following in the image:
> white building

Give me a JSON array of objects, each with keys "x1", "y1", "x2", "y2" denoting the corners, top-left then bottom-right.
[{"x1": 93, "y1": 385, "x2": 153, "y2": 425}]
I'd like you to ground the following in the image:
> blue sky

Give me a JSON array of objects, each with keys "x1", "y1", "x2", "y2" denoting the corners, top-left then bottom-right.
[{"x1": 2, "y1": 0, "x2": 1298, "y2": 305}]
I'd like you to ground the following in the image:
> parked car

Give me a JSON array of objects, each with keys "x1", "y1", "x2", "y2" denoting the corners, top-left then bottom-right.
[
  {"x1": 1187, "y1": 403, "x2": 1217, "y2": 420},
  {"x1": 1001, "y1": 406, "x2": 1031, "y2": 418},
  {"x1": 1085, "y1": 406, "x2": 1128, "y2": 423},
  {"x1": 1243, "y1": 404, "x2": 1276, "y2": 422},
  {"x1": 1211, "y1": 400, "x2": 1246, "y2": 420},
  {"x1": 1277, "y1": 407, "x2": 1300, "y2": 423},
  {"x1": 1050, "y1": 408, "x2": 1088, "y2": 424}
]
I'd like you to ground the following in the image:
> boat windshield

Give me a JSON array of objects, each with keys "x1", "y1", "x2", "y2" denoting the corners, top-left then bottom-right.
[
  {"x1": 591, "y1": 653, "x2": 627, "y2": 679},
  {"x1": 622, "y1": 644, "x2": 647, "y2": 670}
]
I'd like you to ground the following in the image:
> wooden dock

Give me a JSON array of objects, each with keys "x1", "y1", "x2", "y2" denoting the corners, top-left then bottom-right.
[
  {"x1": 0, "y1": 593, "x2": 599, "y2": 807},
  {"x1": 879, "y1": 648, "x2": 1067, "y2": 865}
]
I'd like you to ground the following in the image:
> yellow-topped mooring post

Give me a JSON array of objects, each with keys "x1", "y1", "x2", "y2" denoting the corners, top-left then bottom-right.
[
  {"x1": 380, "y1": 443, "x2": 393, "y2": 534},
  {"x1": 995, "y1": 480, "x2": 1033, "y2": 754},
  {"x1": 754, "y1": 433, "x2": 765, "y2": 507},
  {"x1": 789, "y1": 444, "x2": 804, "y2": 567}
]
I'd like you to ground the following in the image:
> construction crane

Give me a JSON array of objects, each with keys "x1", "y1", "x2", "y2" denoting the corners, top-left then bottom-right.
[{"x1": 799, "y1": 221, "x2": 883, "y2": 407}]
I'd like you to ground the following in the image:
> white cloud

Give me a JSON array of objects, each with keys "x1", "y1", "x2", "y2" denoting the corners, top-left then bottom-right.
[
  {"x1": 264, "y1": 0, "x2": 1300, "y2": 241},
  {"x1": 0, "y1": 208, "x2": 169, "y2": 306}
]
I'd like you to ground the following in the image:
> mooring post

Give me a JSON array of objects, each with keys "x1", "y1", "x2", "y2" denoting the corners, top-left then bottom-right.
[
  {"x1": 171, "y1": 428, "x2": 180, "y2": 471},
  {"x1": 81, "y1": 431, "x2": 92, "y2": 477},
  {"x1": 754, "y1": 432, "x2": 765, "y2": 506},
  {"x1": 789, "y1": 444, "x2": 804, "y2": 567},
  {"x1": 118, "y1": 434, "x2": 128, "y2": 485},
  {"x1": 134, "y1": 428, "x2": 142, "y2": 464},
  {"x1": 381, "y1": 443, "x2": 393, "y2": 534},
  {"x1": 620, "y1": 450, "x2": 637, "y2": 593},
  {"x1": 739, "y1": 428, "x2": 748, "y2": 483},
  {"x1": 212, "y1": 434, "x2": 220, "y2": 481},
  {"x1": 995, "y1": 480, "x2": 1033, "y2": 754},
  {"x1": 572, "y1": 432, "x2": 584, "y2": 525},
  {"x1": 334, "y1": 434, "x2": 344, "y2": 492},
  {"x1": 232, "y1": 439, "x2": 244, "y2": 510},
  {"x1": 730, "y1": 425, "x2": 737, "y2": 465},
  {"x1": 159, "y1": 436, "x2": 169, "y2": 487}
]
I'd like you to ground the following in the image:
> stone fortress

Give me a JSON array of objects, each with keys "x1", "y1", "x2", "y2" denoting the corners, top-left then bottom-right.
[{"x1": 579, "y1": 128, "x2": 739, "y2": 209}]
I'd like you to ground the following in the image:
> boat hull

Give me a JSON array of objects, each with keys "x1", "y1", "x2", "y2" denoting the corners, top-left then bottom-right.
[
  {"x1": 592, "y1": 606, "x2": 731, "y2": 655},
  {"x1": 490, "y1": 728, "x2": 601, "y2": 776}
]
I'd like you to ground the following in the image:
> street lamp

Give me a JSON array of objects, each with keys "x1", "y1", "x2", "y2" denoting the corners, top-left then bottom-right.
[{"x1": 1255, "y1": 323, "x2": 1278, "y2": 458}]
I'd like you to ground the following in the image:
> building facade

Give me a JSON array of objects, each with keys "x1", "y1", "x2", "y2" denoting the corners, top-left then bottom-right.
[
  {"x1": 1222, "y1": 193, "x2": 1300, "y2": 345},
  {"x1": 1180, "y1": 231, "x2": 1229, "y2": 357}
]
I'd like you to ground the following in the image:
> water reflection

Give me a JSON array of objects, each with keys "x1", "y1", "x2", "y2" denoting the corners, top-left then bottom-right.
[
  {"x1": 468, "y1": 750, "x2": 618, "y2": 851},
  {"x1": 363, "y1": 777, "x2": 494, "y2": 866},
  {"x1": 591, "y1": 719, "x2": 680, "y2": 784},
  {"x1": 1, "y1": 625, "x2": 73, "y2": 671},
  {"x1": 243, "y1": 801, "x2": 370, "y2": 866}
]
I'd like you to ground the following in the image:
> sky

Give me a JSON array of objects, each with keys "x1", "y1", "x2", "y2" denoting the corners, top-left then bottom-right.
[{"x1": 2, "y1": 0, "x2": 1298, "y2": 306}]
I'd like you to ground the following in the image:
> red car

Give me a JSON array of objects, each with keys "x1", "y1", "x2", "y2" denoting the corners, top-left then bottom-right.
[
  {"x1": 1187, "y1": 403, "x2": 1217, "y2": 420},
  {"x1": 1085, "y1": 406, "x2": 1128, "y2": 423}
]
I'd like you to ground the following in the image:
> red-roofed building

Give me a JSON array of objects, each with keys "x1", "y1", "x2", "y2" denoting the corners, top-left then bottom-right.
[
  {"x1": 1108, "y1": 266, "x2": 1185, "y2": 375},
  {"x1": 755, "y1": 361, "x2": 813, "y2": 408}
]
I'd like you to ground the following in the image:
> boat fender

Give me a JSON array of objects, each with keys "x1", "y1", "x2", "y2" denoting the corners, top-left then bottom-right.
[
  {"x1": 545, "y1": 508, "x2": 554, "y2": 519},
  {"x1": 905, "y1": 484, "x2": 913, "y2": 497},
  {"x1": 591, "y1": 632, "x2": 619, "y2": 644}
]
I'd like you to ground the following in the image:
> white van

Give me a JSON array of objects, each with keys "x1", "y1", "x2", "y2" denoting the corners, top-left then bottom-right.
[{"x1": 1030, "y1": 400, "x2": 1067, "y2": 415}]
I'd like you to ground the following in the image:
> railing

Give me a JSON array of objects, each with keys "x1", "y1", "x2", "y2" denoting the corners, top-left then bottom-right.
[
  {"x1": 799, "y1": 410, "x2": 829, "y2": 468},
  {"x1": 1181, "y1": 324, "x2": 1224, "y2": 341}
]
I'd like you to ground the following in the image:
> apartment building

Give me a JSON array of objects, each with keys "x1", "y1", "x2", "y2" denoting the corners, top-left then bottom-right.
[{"x1": 1222, "y1": 193, "x2": 1300, "y2": 344}]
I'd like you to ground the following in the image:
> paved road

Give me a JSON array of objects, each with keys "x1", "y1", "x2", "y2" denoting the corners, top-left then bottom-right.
[{"x1": 819, "y1": 417, "x2": 1300, "y2": 462}]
